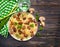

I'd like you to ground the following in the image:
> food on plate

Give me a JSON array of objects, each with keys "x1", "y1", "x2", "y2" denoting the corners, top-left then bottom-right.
[{"x1": 8, "y1": 12, "x2": 38, "y2": 41}]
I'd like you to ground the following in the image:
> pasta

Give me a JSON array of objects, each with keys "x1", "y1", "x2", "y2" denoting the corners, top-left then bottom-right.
[{"x1": 8, "y1": 12, "x2": 38, "y2": 41}]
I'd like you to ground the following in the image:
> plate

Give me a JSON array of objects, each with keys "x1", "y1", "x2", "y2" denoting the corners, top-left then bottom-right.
[{"x1": 8, "y1": 12, "x2": 38, "y2": 41}]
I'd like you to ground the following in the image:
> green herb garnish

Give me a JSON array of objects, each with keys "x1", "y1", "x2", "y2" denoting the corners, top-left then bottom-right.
[
  {"x1": 14, "y1": 22, "x2": 18, "y2": 25},
  {"x1": 36, "y1": 32, "x2": 41, "y2": 37},
  {"x1": 17, "y1": 24, "x2": 22, "y2": 29},
  {"x1": 30, "y1": 23, "x2": 34, "y2": 28},
  {"x1": 39, "y1": 26, "x2": 43, "y2": 31},
  {"x1": 22, "y1": 14, "x2": 24, "y2": 16},
  {"x1": 35, "y1": 13, "x2": 39, "y2": 21},
  {"x1": 15, "y1": 34, "x2": 20, "y2": 38}
]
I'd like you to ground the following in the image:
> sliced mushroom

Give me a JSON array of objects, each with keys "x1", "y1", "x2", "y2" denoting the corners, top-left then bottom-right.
[
  {"x1": 23, "y1": 17, "x2": 26, "y2": 20},
  {"x1": 28, "y1": 18, "x2": 33, "y2": 22},
  {"x1": 24, "y1": 22, "x2": 29, "y2": 25},
  {"x1": 16, "y1": 16, "x2": 20, "y2": 21},
  {"x1": 27, "y1": 26, "x2": 31, "y2": 30},
  {"x1": 10, "y1": 20, "x2": 14, "y2": 25},
  {"x1": 28, "y1": 17, "x2": 32, "y2": 20},
  {"x1": 18, "y1": 21, "x2": 23, "y2": 25},
  {"x1": 12, "y1": 26, "x2": 16, "y2": 32},
  {"x1": 18, "y1": 30, "x2": 22, "y2": 34},
  {"x1": 30, "y1": 30, "x2": 34, "y2": 33},
  {"x1": 13, "y1": 15, "x2": 16, "y2": 18}
]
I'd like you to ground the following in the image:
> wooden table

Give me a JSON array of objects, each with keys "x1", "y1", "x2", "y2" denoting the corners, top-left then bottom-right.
[{"x1": 0, "y1": 0, "x2": 60, "y2": 47}]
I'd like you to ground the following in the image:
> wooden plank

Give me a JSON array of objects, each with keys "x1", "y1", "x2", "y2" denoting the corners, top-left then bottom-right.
[
  {"x1": 0, "y1": 0, "x2": 60, "y2": 47},
  {"x1": 31, "y1": 0, "x2": 60, "y2": 5}
]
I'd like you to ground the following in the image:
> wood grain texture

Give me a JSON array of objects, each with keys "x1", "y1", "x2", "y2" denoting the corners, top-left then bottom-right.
[{"x1": 0, "y1": 0, "x2": 60, "y2": 47}]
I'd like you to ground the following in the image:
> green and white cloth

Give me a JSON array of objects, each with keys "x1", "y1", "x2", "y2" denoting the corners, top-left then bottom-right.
[{"x1": 0, "y1": 0, "x2": 20, "y2": 38}]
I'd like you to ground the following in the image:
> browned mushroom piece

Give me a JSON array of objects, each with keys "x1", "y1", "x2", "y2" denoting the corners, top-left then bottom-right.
[
  {"x1": 28, "y1": 17, "x2": 32, "y2": 20},
  {"x1": 24, "y1": 22, "x2": 29, "y2": 25},
  {"x1": 33, "y1": 19, "x2": 37, "y2": 23},
  {"x1": 10, "y1": 20, "x2": 14, "y2": 25},
  {"x1": 23, "y1": 31, "x2": 28, "y2": 38},
  {"x1": 24, "y1": 34, "x2": 28, "y2": 37},
  {"x1": 17, "y1": 12, "x2": 21, "y2": 17},
  {"x1": 18, "y1": 30, "x2": 22, "y2": 34},
  {"x1": 13, "y1": 15, "x2": 16, "y2": 18},
  {"x1": 30, "y1": 31, "x2": 34, "y2": 37},
  {"x1": 16, "y1": 16, "x2": 20, "y2": 21},
  {"x1": 27, "y1": 26, "x2": 31, "y2": 30},
  {"x1": 22, "y1": 26, "x2": 26, "y2": 30},
  {"x1": 30, "y1": 31, "x2": 34, "y2": 33},
  {"x1": 35, "y1": 23, "x2": 37, "y2": 26},
  {"x1": 31, "y1": 31, "x2": 35, "y2": 36},
  {"x1": 15, "y1": 13, "x2": 21, "y2": 21},
  {"x1": 20, "y1": 38, "x2": 23, "y2": 41},
  {"x1": 29, "y1": 8, "x2": 35, "y2": 13},
  {"x1": 18, "y1": 21, "x2": 23, "y2": 25},
  {"x1": 23, "y1": 17, "x2": 26, "y2": 20},
  {"x1": 31, "y1": 20, "x2": 34, "y2": 22},
  {"x1": 12, "y1": 26, "x2": 16, "y2": 32},
  {"x1": 28, "y1": 17, "x2": 33, "y2": 22}
]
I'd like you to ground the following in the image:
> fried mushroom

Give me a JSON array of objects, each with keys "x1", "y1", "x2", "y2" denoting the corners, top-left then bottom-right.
[{"x1": 12, "y1": 26, "x2": 16, "y2": 32}]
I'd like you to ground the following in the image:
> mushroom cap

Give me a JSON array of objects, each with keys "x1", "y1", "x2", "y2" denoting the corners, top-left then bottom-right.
[
  {"x1": 29, "y1": 8, "x2": 35, "y2": 12},
  {"x1": 39, "y1": 16, "x2": 46, "y2": 21}
]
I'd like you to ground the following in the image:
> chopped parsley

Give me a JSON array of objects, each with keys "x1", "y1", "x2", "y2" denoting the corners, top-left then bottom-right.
[
  {"x1": 39, "y1": 26, "x2": 43, "y2": 31},
  {"x1": 35, "y1": 13, "x2": 39, "y2": 21},
  {"x1": 22, "y1": 14, "x2": 24, "y2": 16},
  {"x1": 17, "y1": 24, "x2": 22, "y2": 29},
  {"x1": 30, "y1": 23, "x2": 34, "y2": 28},
  {"x1": 36, "y1": 32, "x2": 41, "y2": 37},
  {"x1": 15, "y1": 34, "x2": 20, "y2": 38},
  {"x1": 14, "y1": 22, "x2": 18, "y2": 25}
]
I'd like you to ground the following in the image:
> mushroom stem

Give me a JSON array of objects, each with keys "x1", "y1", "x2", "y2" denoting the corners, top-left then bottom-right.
[{"x1": 40, "y1": 21, "x2": 45, "y2": 27}]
